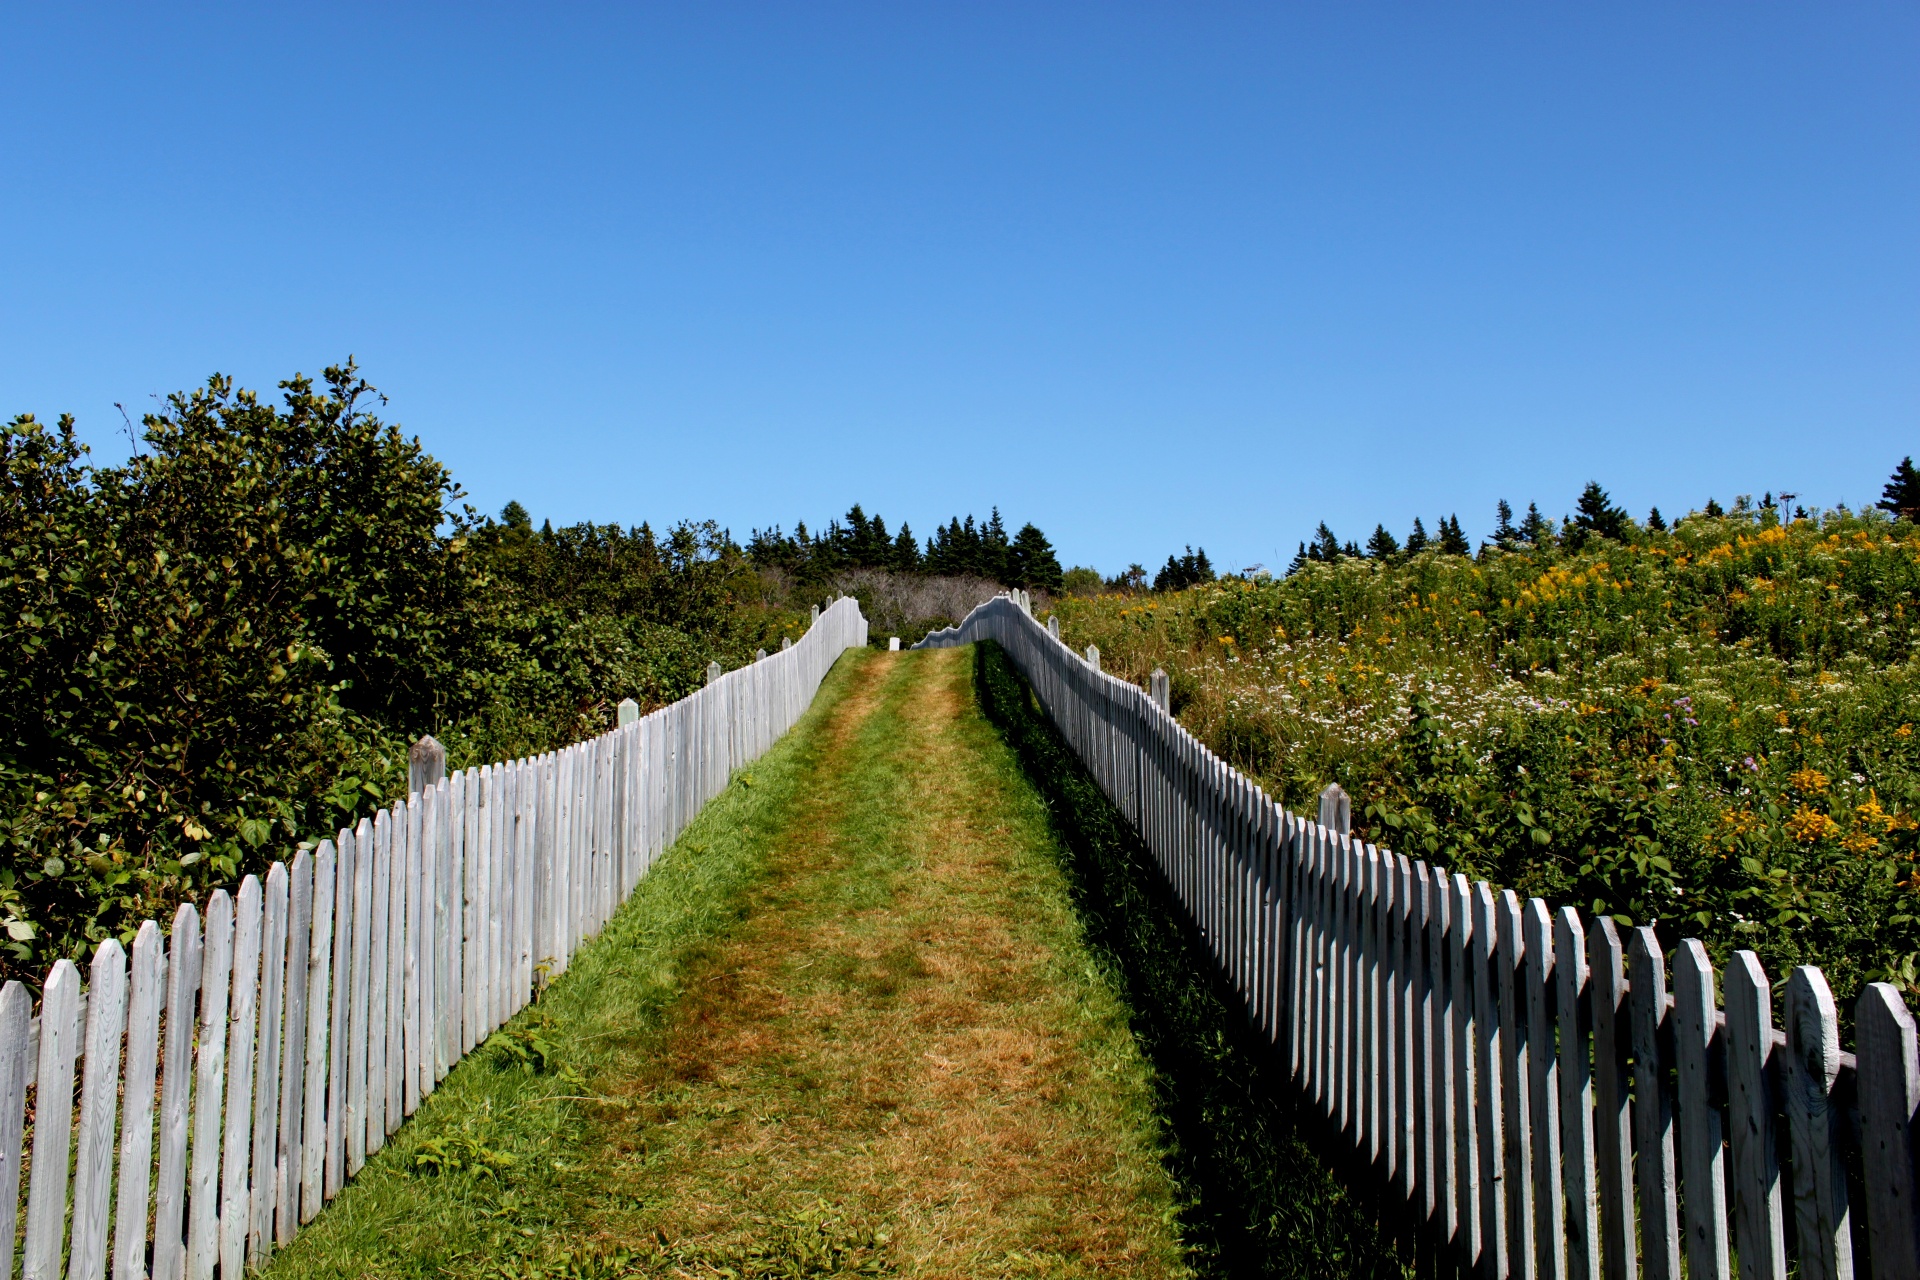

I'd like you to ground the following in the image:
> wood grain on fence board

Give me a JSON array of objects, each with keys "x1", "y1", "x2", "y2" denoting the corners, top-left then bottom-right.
[
  {"x1": 185, "y1": 890, "x2": 233, "y2": 1280},
  {"x1": 1588, "y1": 917, "x2": 1636, "y2": 1280},
  {"x1": 113, "y1": 921, "x2": 164, "y2": 1280},
  {"x1": 70, "y1": 937, "x2": 128, "y2": 1280},
  {"x1": 1785, "y1": 966, "x2": 1854, "y2": 1280},
  {"x1": 1628, "y1": 927, "x2": 1681, "y2": 1280},
  {"x1": 24, "y1": 959, "x2": 82, "y2": 1280},
  {"x1": 1723, "y1": 951, "x2": 1786, "y2": 1280},
  {"x1": 1857, "y1": 981, "x2": 1920, "y2": 1280},
  {"x1": 1673, "y1": 940, "x2": 1730, "y2": 1280}
]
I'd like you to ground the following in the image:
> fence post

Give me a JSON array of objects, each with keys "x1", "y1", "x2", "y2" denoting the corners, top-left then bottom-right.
[
  {"x1": 811, "y1": 604, "x2": 820, "y2": 623},
  {"x1": 1048, "y1": 615, "x2": 1061, "y2": 641},
  {"x1": 409, "y1": 735, "x2": 446, "y2": 798},
  {"x1": 1150, "y1": 668, "x2": 1170, "y2": 712},
  {"x1": 706, "y1": 661, "x2": 722, "y2": 686},
  {"x1": 1318, "y1": 783, "x2": 1350, "y2": 836},
  {"x1": 617, "y1": 698, "x2": 639, "y2": 728},
  {"x1": 1085, "y1": 644, "x2": 1100, "y2": 671}
]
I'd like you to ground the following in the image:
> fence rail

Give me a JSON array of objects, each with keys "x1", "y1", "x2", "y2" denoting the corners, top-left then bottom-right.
[
  {"x1": 0, "y1": 597, "x2": 867, "y2": 1280},
  {"x1": 917, "y1": 593, "x2": 1920, "y2": 1280}
]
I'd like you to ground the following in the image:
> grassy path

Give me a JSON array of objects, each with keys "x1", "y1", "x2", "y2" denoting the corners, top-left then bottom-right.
[{"x1": 267, "y1": 647, "x2": 1186, "y2": 1279}]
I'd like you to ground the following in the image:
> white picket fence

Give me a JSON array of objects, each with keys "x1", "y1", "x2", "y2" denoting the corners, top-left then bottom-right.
[
  {"x1": 0, "y1": 596, "x2": 867, "y2": 1280},
  {"x1": 917, "y1": 593, "x2": 1920, "y2": 1280}
]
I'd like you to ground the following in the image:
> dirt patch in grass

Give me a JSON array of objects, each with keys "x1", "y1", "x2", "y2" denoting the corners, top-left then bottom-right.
[{"x1": 571, "y1": 646, "x2": 1183, "y2": 1278}]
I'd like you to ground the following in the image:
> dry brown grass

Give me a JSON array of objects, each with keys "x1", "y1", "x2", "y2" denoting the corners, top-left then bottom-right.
[{"x1": 572, "y1": 647, "x2": 1183, "y2": 1277}]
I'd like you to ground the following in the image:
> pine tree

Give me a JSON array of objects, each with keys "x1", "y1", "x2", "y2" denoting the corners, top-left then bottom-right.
[
  {"x1": 1010, "y1": 523, "x2": 1064, "y2": 593},
  {"x1": 1309, "y1": 523, "x2": 1342, "y2": 562},
  {"x1": 1286, "y1": 542, "x2": 1309, "y2": 575},
  {"x1": 1438, "y1": 515, "x2": 1470, "y2": 556},
  {"x1": 1703, "y1": 498, "x2": 1724, "y2": 518},
  {"x1": 1573, "y1": 482, "x2": 1629, "y2": 542},
  {"x1": 1366, "y1": 524, "x2": 1401, "y2": 560},
  {"x1": 893, "y1": 523, "x2": 921, "y2": 572},
  {"x1": 1493, "y1": 500, "x2": 1518, "y2": 547},
  {"x1": 1405, "y1": 518, "x2": 1429, "y2": 555},
  {"x1": 1879, "y1": 458, "x2": 1920, "y2": 520},
  {"x1": 1646, "y1": 507, "x2": 1666, "y2": 532},
  {"x1": 501, "y1": 500, "x2": 531, "y2": 530},
  {"x1": 1521, "y1": 503, "x2": 1552, "y2": 545}
]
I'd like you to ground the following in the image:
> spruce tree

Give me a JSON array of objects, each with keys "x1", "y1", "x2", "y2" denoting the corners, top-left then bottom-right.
[
  {"x1": 1286, "y1": 542, "x2": 1309, "y2": 575},
  {"x1": 1879, "y1": 458, "x2": 1920, "y2": 520},
  {"x1": 893, "y1": 522, "x2": 921, "y2": 572},
  {"x1": 1438, "y1": 514, "x2": 1470, "y2": 556},
  {"x1": 1521, "y1": 503, "x2": 1551, "y2": 545},
  {"x1": 1010, "y1": 522, "x2": 1063, "y2": 593},
  {"x1": 1703, "y1": 498, "x2": 1724, "y2": 517},
  {"x1": 1573, "y1": 482, "x2": 1629, "y2": 542},
  {"x1": 1646, "y1": 507, "x2": 1666, "y2": 532},
  {"x1": 1493, "y1": 499, "x2": 1518, "y2": 547},
  {"x1": 1309, "y1": 523, "x2": 1342, "y2": 562},
  {"x1": 1366, "y1": 524, "x2": 1401, "y2": 559},
  {"x1": 1405, "y1": 517, "x2": 1429, "y2": 555}
]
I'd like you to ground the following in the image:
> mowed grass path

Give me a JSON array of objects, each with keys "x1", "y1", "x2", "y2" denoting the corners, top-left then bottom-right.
[{"x1": 267, "y1": 647, "x2": 1186, "y2": 1279}]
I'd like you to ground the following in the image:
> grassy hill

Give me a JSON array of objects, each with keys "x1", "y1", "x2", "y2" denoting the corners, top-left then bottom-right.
[{"x1": 1052, "y1": 506, "x2": 1920, "y2": 1010}]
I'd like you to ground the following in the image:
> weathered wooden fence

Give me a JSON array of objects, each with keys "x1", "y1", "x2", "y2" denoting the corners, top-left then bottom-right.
[
  {"x1": 0, "y1": 596, "x2": 867, "y2": 1280},
  {"x1": 917, "y1": 593, "x2": 1920, "y2": 1280}
]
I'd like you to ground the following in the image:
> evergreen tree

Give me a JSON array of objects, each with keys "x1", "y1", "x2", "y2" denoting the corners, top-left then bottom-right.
[
  {"x1": 1154, "y1": 545, "x2": 1216, "y2": 590},
  {"x1": 1405, "y1": 517, "x2": 1429, "y2": 555},
  {"x1": 892, "y1": 522, "x2": 921, "y2": 572},
  {"x1": 1646, "y1": 507, "x2": 1666, "y2": 532},
  {"x1": 1521, "y1": 502, "x2": 1552, "y2": 545},
  {"x1": 1010, "y1": 522, "x2": 1064, "y2": 593},
  {"x1": 501, "y1": 500, "x2": 531, "y2": 531},
  {"x1": 1879, "y1": 457, "x2": 1920, "y2": 520},
  {"x1": 1366, "y1": 524, "x2": 1401, "y2": 559},
  {"x1": 1493, "y1": 499, "x2": 1518, "y2": 547},
  {"x1": 1573, "y1": 482, "x2": 1629, "y2": 542},
  {"x1": 1286, "y1": 542, "x2": 1309, "y2": 575},
  {"x1": 1437, "y1": 514, "x2": 1471, "y2": 556},
  {"x1": 1703, "y1": 497, "x2": 1725, "y2": 518},
  {"x1": 1309, "y1": 522, "x2": 1342, "y2": 562}
]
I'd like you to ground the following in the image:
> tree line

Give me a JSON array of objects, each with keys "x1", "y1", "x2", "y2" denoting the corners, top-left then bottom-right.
[{"x1": 746, "y1": 505, "x2": 1064, "y2": 594}]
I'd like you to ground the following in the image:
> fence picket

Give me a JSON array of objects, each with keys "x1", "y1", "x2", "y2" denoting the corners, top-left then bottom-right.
[
  {"x1": 221, "y1": 873, "x2": 264, "y2": 1277},
  {"x1": 1724, "y1": 951, "x2": 1786, "y2": 1280},
  {"x1": 1674, "y1": 940, "x2": 1730, "y2": 1280},
  {"x1": 0, "y1": 980, "x2": 29, "y2": 1280},
  {"x1": 24, "y1": 958, "x2": 82, "y2": 1280},
  {"x1": 249, "y1": 861, "x2": 289, "y2": 1261},
  {"x1": 112, "y1": 921, "x2": 164, "y2": 1280},
  {"x1": 1555, "y1": 908, "x2": 1599, "y2": 1280},
  {"x1": 1629, "y1": 927, "x2": 1681, "y2": 1280},
  {"x1": 1785, "y1": 966, "x2": 1854, "y2": 1280},
  {"x1": 154, "y1": 901, "x2": 204, "y2": 1280},
  {"x1": 303, "y1": 842, "x2": 336, "y2": 1222},
  {"x1": 1857, "y1": 982, "x2": 1920, "y2": 1279},
  {"x1": 185, "y1": 891, "x2": 234, "y2": 1280},
  {"x1": 1588, "y1": 917, "x2": 1635, "y2": 1280},
  {"x1": 70, "y1": 937, "x2": 129, "y2": 1280}
]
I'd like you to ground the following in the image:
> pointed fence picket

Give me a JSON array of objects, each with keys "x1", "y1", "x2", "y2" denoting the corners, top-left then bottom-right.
[
  {"x1": 0, "y1": 596, "x2": 865, "y2": 1278},
  {"x1": 916, "y1": 593, "x2": 1920, "y2": 1280}
]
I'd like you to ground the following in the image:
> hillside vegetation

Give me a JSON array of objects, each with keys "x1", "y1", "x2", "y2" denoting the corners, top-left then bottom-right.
[
  {"x1": 1054, "y1": 505, "x2": 1920, "y2": 1008},
  {"x1": 0, "y1": 363, "x2": 1043, "y2": 979}
]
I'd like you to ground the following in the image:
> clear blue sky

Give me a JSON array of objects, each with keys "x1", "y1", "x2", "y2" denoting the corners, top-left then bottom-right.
[{"x1": 4, "y1": 4, "x2": 1914, "y2": 576}]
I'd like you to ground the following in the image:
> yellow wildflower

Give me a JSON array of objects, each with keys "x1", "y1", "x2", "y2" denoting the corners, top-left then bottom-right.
[
  {"x1": 1789, "y1": 768, "x2": 1829, "y2": 794},
  {"x1": 1785, "y1": 805, "x2": 1841, "y2": 844}
]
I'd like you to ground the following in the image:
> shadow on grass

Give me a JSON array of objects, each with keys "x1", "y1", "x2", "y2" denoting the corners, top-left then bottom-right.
[{"x1": 973, "y1": 640, "x2": 1411, "y2": 1280}]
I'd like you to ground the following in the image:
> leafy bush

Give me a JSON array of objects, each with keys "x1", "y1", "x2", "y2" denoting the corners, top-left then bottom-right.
[
  {"x1": 0, "y1": 363, "x2": 807, "y2": 978},
  {"x1": 1054, "y1": 509, "x2": 1920, "y2": 1010}
]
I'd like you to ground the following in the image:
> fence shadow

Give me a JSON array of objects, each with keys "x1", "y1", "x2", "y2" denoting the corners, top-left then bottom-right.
[{"x1": 973, "y1": 640, "x2": 1409, "y2": 1280}]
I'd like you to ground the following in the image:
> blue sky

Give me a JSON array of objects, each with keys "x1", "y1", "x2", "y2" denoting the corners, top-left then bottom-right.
[{"x1": 4, "y1": 4, "x2": 1914, "y2": 576}]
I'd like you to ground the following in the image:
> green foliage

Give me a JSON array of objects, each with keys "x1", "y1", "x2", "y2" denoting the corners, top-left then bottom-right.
[
  {"x1": 974, "y1": 641, "x2": 1404, "y2": 1279},
  {"x1": 1055, "y1": 506, "x2": 1920, "y2": 1010},
  {"x1": 0, "y1": 363, "x2": 806, "y2": 978}
]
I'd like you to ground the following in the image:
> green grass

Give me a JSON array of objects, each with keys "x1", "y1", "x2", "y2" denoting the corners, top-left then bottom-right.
[
  {"x1": 261, "y1": 652, "x2": 866, "y2": 1278},
  {"x1": 265, "y1": 645, "x2": 1187, "y2": 1278},
  {"x1": 972, "y1": 640, "x2": 1410, "y2": 1280}
]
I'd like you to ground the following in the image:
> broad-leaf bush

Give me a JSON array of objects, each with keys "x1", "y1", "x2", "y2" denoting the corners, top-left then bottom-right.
[{"x1": 0, "y1": 363, "x2": 804, "y2": 978}]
